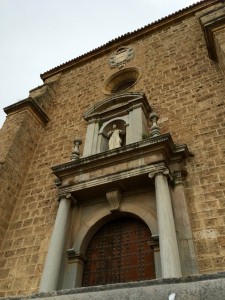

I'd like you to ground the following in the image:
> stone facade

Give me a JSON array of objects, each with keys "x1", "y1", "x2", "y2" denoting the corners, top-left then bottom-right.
[{"x1": 0, "y1": 0, "x2": 225, "y2": 297}]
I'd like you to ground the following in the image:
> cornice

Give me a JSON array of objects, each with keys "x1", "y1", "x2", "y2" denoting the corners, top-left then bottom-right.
[
  {"x1": 4, "y1": 97, "x2": 49, "y2": 126},
  {"x1": 198, "y1": 4, "x2": 225, "y2": 60},
  {"x1": 51, "y1": 133, "x2": 192, "y2": 180},
  {"x1": 40, "y1": 0, "x2": 220, "y2": 81}
]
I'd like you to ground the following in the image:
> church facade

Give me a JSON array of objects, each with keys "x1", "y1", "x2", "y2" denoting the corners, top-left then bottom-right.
[{"x1": 0, "y1": 0, "x2": 225, "y2": 297}]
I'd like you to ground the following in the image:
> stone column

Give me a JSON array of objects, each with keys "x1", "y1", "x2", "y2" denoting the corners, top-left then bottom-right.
[
  {"x1": 39, "y1": 193, "x2": 74, "y2": 292},
  {"x1": 149, "y1": 164, "x2": 182, "y2": 278}
]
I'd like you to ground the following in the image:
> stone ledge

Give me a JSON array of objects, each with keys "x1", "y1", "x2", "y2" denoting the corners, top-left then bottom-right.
[
  {"x1": 4, "y1": 97, "x2": 49, "y2": 126},
  {"x1": 2, "y1": 272, "x2": 225, "y2": 300}
]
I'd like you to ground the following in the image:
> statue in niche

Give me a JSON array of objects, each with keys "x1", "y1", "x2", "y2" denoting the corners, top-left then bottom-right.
[{"x1": 108, "y1": 124, "x2": 124, "y2": 150}]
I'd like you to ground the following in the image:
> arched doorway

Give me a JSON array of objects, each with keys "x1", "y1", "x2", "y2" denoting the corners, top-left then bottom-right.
[{"x1": 82, "y1": 217, "x2": 156, "y2": 286}]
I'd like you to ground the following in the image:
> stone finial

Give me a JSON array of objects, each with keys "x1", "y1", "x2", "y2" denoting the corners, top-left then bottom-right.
[
  {"x1": 149, "y1": 112, "x2": 160, "y2": 137},
  {"x1": 70, "y1": 138, "x2": 82, "y2": 161}
]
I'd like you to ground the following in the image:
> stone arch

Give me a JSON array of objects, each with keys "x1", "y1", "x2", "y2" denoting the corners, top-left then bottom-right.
[
  {"x1": 82, "y1": 216, "x2": 156, "y2": 286},
  {"x1": 60, "y1": 196, "x2": 160, "y2": 289},
  {"x1": 73, "y1": 204, "x2": 157, "y2": 256}
]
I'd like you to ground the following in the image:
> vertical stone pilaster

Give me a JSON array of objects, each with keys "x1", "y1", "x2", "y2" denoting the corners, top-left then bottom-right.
[
  {"x1": 65, "y1": 249, "x2": 86, "y2": 288},
  {"x1": 149, "y1": 164, "x2": 182, "y2": 278},
  {"x1": 127, "y1": 105, "x2": 147, "y2": 143},
  {"x1": 39, "y1": 193, "x2": 74, "y2": 292},
  {"x1": 83, "y1": 120, "x2": 99, "y2": 156},
  {"x1": 171, "y1": 171, "x2": 199, "y2": 275}
]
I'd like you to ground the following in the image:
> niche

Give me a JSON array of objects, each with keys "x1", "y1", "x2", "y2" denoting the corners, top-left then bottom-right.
[{"x1": 82, "y1": 92, "x2": 151, "y2": 157}]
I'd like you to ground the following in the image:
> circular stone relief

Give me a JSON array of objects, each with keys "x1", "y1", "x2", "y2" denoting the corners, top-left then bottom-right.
[{"x1": 102, "y1": 67, "x2": 141, "y2": 95}]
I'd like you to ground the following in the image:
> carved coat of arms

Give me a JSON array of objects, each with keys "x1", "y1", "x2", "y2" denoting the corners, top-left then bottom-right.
[{"x1": 109, "y1": 46, "x2": 134, "y2": 69}]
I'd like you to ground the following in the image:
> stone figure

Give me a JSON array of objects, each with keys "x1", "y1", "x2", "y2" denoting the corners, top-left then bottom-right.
[{"x1": 108, "y1": 124, "x2": 123, "y2": 150}]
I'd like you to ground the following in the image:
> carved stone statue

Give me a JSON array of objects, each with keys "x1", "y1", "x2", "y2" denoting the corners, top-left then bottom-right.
[{"x1": 108, "y1": 124, "x2": 123, "y2": 150}]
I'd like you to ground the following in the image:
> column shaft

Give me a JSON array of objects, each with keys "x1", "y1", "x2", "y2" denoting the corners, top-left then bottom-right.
[
  {"x1": 39, "y1": 196, "x2": 71, "y2": 292},
  {"x1": 155, "y1": 173, "x2": 182, "y2": 278}
]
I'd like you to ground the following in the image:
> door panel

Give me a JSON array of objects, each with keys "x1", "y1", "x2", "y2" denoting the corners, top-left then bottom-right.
[{"x1": 82, "y1": 217, "x2": 155, "y2": 286}]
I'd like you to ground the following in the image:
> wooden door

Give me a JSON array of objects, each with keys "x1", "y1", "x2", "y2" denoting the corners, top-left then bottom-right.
[{"x1": 82, "y1": 217, "x2": 155, "y2": 286}]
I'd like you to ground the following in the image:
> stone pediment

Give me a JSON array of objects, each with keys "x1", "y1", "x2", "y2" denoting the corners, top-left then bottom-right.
[{"x1": 83, "y1": 92, "x2": 151, "y2": 122}]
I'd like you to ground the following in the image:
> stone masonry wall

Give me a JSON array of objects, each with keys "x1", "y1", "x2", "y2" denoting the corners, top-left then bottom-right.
[
  {"x1": 0, "y1": 2, "x2": 225, "y2": 297},
  {"x1": 0, "y1": 110, "x2": 45, "y2": 250}
]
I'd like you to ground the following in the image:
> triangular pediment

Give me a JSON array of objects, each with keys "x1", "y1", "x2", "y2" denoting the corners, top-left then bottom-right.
[{"x1": 83, "y1": 92, "x2": 151, "y2": 122}]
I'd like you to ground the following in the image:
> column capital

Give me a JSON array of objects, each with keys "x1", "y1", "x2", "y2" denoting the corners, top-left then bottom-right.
[
  {"x1": 148, "y1": 164, "x2": 171, "y2": 179},
  {"x1": 66, "y1": 248, "x2": 87, "y2": 263},
  {"x1": 58, "y1": 193, "x2": 77, "y2": 204},
  {"x1": 172, "y1": 170, "x2": 188, "y2": 186}
]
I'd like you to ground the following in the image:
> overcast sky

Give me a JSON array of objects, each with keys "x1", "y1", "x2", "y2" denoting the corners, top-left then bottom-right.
[{"x1": 0, "y1": 0, "x2": 199, "y2": 127}]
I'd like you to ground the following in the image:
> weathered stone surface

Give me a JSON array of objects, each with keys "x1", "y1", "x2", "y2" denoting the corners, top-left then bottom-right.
[
  {"x1": 0, "y1": 0, "x2": 225, "y2": 297},
  {"x1": 2, "y1": 273, "x2": 225, "y2": 300}
]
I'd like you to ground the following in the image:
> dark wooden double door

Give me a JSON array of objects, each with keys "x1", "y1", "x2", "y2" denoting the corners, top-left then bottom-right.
[{"x1": 82, "y1": 217, "x2": 155, "y2": 286}]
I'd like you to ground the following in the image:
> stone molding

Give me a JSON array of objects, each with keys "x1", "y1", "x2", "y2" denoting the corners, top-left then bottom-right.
[
  {"x1": 5, "y1": 272, "x2": 225, "y2": 300},
  {"x1": 4, "y1": 97, "x2": 49, "y2": 126},
  {"x1": 40, "y1": 1, "x2": 218, "y2": 81},
  {"x1": 58, "y1": 164, "x2": 160, "y2": 195},
  {"x1": 52, "y1": 133, "x2": 192, "y2": 176},
  {"x1": 52, "y1": 134, "x2": 192, "y2": 200},
  {"x1": 83, "y1": 92, "x2": 151, "y2": 122},
  {"x1": 198, "y1": 4, "x2": 225, "y2": 61}
]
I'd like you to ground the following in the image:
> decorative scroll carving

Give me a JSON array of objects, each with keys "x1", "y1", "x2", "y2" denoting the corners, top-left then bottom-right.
[
  {"x1": 148, "y1": 164, "x2": 172, "y2": 181},
  {"x1": 58, "y1": 193, "x2": 77, "y2": 204},
  {"x1": 106, "y1": 189, "x2": 122, "y2": 212}
]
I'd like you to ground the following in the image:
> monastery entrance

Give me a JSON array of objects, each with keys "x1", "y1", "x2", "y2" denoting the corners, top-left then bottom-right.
[{"x1": 82, "y1": 217, "x2": 156, "y2": 286}]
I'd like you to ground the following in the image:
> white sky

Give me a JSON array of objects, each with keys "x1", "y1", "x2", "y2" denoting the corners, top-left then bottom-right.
[{"x1": 0, "y1": 0, "x2": 199, "y2": 127}]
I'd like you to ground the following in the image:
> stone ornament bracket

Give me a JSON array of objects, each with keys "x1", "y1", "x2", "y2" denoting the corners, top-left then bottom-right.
[{"x1": 106, "y1": 189, "x2": 122, "y2": 212}]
